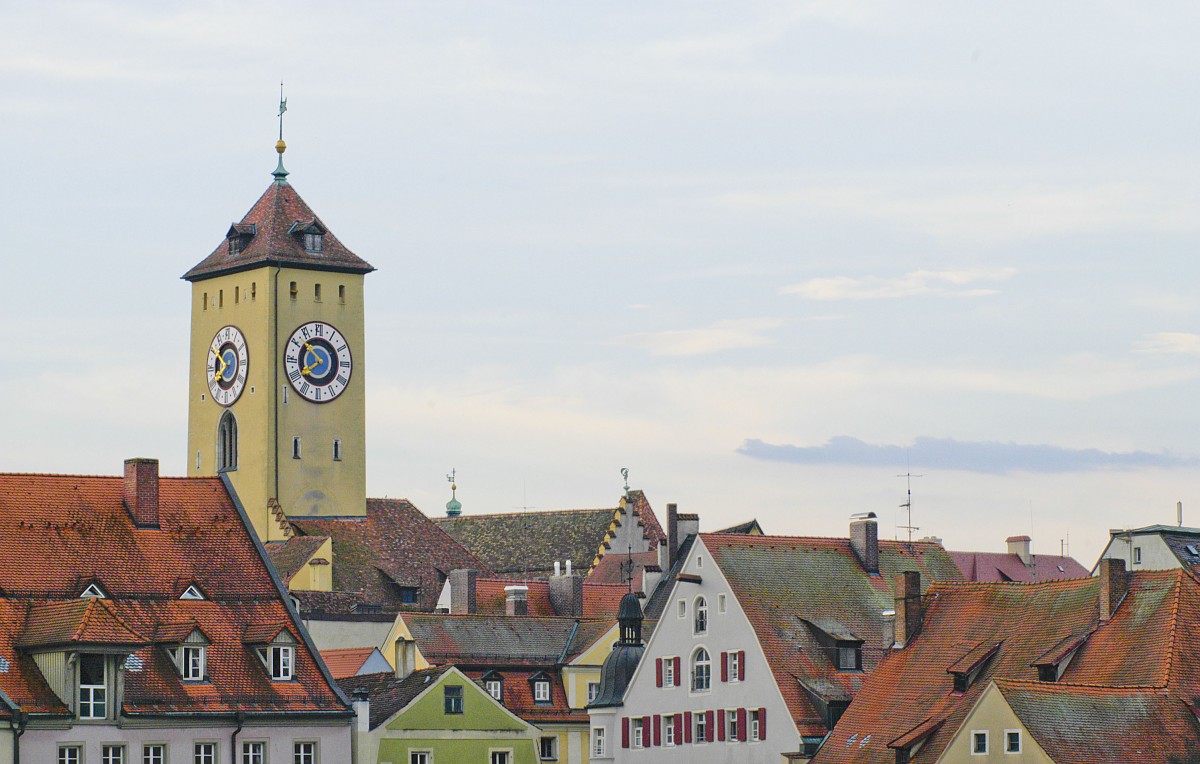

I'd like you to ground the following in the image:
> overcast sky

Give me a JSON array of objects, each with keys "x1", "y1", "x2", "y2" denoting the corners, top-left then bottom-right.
[{"x1": 4, "y1": 1, "x2": 1200, "y2": 565}]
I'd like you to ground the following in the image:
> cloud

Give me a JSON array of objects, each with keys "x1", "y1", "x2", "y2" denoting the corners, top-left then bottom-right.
[
  {"x1": 737, "y1": 435, "x2": 1199, "y2": 474},
  {"x1": 782, "y1": 268, "x2": 1015, "y2": 300},
  {"x1": 1135, "y1": 332, "x2": 1200, "y2": 356},
  {"x1": 613, "y1": 318, "x2": 781, "y2": 357}
]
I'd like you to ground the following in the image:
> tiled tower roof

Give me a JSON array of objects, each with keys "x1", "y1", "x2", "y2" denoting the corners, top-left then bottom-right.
[{"x1": 182, "y1": 179, "x2": 374, "y2": 282}]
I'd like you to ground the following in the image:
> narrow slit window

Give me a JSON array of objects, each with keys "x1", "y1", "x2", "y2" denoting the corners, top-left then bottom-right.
[
  {"x1": 234, "y1": 286, "x2": 240, "y2": 304},
  {"x1": 218, "y1": 289, "x2": 224, "y2": 308},
  {"x1": 333, "y1": 439, "x2": 342, "y2": 461},
  {"x1": 202, "y1": 293, "x2": 208, "y2": 311},
  {"x1": 314, "y1": 284, "x2": 322, "y2": 302},
  {"x1": 251, "y1": 282, "x2": 256, "y2": 300},
  {"x1": 290, "y1": 281, "x2": 298, "y2": 300},
  {"x1": 293, "y1": 437, "x2": 302, "y2": 459},
  {"x1": 339, "y1": 284, "x2": 346, "y2": 303}
]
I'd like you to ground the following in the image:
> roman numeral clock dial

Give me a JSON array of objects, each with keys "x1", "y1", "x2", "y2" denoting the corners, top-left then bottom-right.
[
  {"x1": 284, "y1": 321, "x2": 352, "y2": 403},
  {"x1": 206, "y1": 325, "x2": 249, "y2": 406}
]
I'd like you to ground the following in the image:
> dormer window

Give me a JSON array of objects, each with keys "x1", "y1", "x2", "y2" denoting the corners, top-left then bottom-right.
[
  {"x1": 947, "y1": 641, "x2": 1001, "y2": 693},
  {"x1": 181, "y1": 644, "x2": 206, "y2": 681},
  {"x1": 77, "y1": 653, "x2": 108, "y2": 719},
  {"x1": 245, "y1": 625, "x2": 298, "y2": 681},
  {"x1": 264, "y1": 644, "x2": 293, "y2": 680},
  {"x1": 305, "y1": 233, "x2": 323, "y2": 252},
  {"x1": 290, "y1": 220, "x2": 327, "y2": 254},
  {"x1": 801, "y1": 617, "x2": 863, "y2": 672},
  {"x1": 226, "y1": 223, "x2": 256, "y2": 256},
  {"x1": 483, "y1": 671, "x2": 503, "y2": 701},
  {"x1": 80, "y1": 582, "x2": 107, "y2": 599},
  {"x1": 532, "y1": 674, "x2": 552, "y2": 704},
  {"x1": 157, "y1": 624, "x2": 211, "y2": 682},
  {"x1": 179, "y1": 585, "x2": 206, "y2": 601}
]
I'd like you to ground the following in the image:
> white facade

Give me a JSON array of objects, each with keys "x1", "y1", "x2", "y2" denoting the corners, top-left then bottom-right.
[{"x1": 589, "y1": 536, "x2": 800, "y2": 763}]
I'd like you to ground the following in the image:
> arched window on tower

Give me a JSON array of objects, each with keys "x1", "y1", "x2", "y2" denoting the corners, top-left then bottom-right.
[{"x1": 216, "y1": 411, "x2": 238, "y2": 472}]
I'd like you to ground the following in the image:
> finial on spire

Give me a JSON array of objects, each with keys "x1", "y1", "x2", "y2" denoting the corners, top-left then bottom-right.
[
  {"x1": 445, "y1": 468, "x2": 462, "y2": 517},
  {"x1": 621, "y1": 467, "x2": 630, "y2": 497},
  {"x1": 273, "y1": 83, "x2": 289, "y2": 183}
]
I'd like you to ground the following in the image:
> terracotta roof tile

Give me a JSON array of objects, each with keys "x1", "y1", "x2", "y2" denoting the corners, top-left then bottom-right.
[
  {"x1": 18, "y1": 599, "x2": 147, "y2": 649},
  {"x1": 337, "y1": 667, "x2": 452, "y2": 729},
  {"x1": 463, "y1": 667, "x2": 582, "y2": 724},
  {"x1": 321, "y1": 647, "x2": 379, "y2": 680},
  {"x1": 947, "y1": 549, "x2": 1090, "y2": 582},
  {"x1": 292, "y1": 498, "x2": 489, "y2": 613},
  {"x1": 404, "y1": 614, "x2": 612, "y2": 666},
  {"x1": 182, "y1": 180, "x2": 373, "y2": 281},
  {"x1": 265, "y1": 536, "x2": 329, "y2": 584},
  {"x1": 815, "y1": 570, "x2": 1196, "y2": 764},
  {"x1": 436, "y1": 508, "x2": 617, "y2": 579}
]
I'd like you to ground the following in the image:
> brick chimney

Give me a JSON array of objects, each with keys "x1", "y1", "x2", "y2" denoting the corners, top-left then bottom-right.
[
  {"x1": 449, "y1": 569, "x2": 477, "y2": 615},
  {"x1": 505, "y1": 585, "x2": 529, "y2": 616},
  {"x1": 849, "y1": 513, "x2": 879, "y2": 575},
  {"x1": 1006, "y1": 535, "x2": 1032, "y2": 566},
  {"x1": 124, "y1": 458, "x2": 159, "y2": 528},
  {"x1": 550, "y1": 573, "x2": 584, "y2": 618},
  {"x1": 667, "y1": 503, "x2": 679, "y2": 568},
  {"x1": 893, "y1": 571, "x2": 922, "y2": 648},
  {"x1": 1099, "y1": 558, "x2": 1129, "y2": 622}
]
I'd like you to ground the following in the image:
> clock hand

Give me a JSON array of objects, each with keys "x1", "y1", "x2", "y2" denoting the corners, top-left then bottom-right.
[{"x1": 213, "y1": 353, "x2": 228, "y2": 381}]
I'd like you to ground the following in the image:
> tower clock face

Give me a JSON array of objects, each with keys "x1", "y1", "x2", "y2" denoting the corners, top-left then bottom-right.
[
  {"x1": 284, "y1": 321, "x2": 353, "y2": 403},
  {"x1": 207, "y1": 325, "x2": 249, "y2": 406}
]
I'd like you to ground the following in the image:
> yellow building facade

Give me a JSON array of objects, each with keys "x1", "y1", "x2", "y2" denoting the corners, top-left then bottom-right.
[{"x1": 183, "y1": 150, "x2": 373, "y2": 541}]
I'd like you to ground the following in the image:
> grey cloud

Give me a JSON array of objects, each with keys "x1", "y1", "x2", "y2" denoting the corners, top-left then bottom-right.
[{"x1": 737, "y1": 436, "x2": 1199, "y2": 474}]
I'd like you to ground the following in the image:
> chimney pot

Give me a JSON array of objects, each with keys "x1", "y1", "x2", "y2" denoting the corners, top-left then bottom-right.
[
  {"x1": 1099, "y1": 558, "x2": 1129, "y2": 622},
  {"x1": 449, "y1": 569, "x2": 477, "y2": 615},
  {"x1": 667, "y1": 503, "x2": 679, "y2": 568},
  {"x1": 893, "y1": 571, "x2": 922, "y2": 648},
  {"x1": 565, "y1": 559, "x2": 572, "y2": 576},
  {"x1": 850, "y1": 515, "x2": 879, "y2": 575},
  {"x1": 505, "y1": 585, "x2": 529, "y2": 616},
  {"x1": 1005, "y1": 535, "x2": 1032, "y2": 566},
  {"x1": 554, "y1": 560, "x2": 561, "y2": 577},
  {"x1": 124, "y1": 458, "x2": 159, "y2": 528}
]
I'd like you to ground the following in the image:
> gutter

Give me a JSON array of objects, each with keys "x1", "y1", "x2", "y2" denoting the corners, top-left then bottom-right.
[
  {"x1": 0, "y1": 690, "x2": 26, "y2": 764},
  {"x1": 231, "y1": 710, "x2": 244, "y2": 764},
  {"x1": 219, "y1": 472, "x2": 356, "y2": 709}
]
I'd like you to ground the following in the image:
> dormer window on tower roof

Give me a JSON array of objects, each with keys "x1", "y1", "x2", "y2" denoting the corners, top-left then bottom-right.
[
  {"x1": 289, "y1": 220, "x2": 326, "y2": 254},
  {"x1": 225, "y1": 223, "x2": 257, "y2": 257}
]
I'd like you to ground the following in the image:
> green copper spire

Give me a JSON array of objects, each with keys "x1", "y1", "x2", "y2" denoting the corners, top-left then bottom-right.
[
  {"x1": 445, "y1": 469, "x2": 462, "y2": 517},
  {"x1": 273, "y1": 83, "x2": 289, "y2": 183}
]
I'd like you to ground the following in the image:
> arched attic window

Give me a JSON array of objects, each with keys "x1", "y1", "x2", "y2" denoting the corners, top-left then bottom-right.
[{"x1": 216, "y1": 411, "x2": 238, "y2": 472}]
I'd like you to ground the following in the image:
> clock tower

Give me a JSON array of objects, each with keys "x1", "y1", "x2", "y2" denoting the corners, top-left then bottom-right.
[{"x1": 183, "y1": 139, "x2": 374, "y2": 541}]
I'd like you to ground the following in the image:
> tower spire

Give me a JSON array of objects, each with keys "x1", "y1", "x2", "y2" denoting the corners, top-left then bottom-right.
[{"x1": 273, "y1": 83, "x2": 289, "y2": 183}]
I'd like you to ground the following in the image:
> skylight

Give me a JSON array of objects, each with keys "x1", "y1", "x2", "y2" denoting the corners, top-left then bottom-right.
[
  {"x1": 1187, "y1": 545, "x2": 1199, "y2": 556},
  {"x1": 180, "y1": 585, "x2": 206, "y2": 601}
]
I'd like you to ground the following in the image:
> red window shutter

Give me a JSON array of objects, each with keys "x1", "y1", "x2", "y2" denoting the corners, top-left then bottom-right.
[
  {"x1": 653, "y1": 714, "x2": 662, "y2": 746},
  {"x1": 642, "y1": 716, "x2": 651, "y2": 746},
  {"x1": 739, "y1": 650, "x2": 746, "y2": 680},
  {"x1": 759, "y1": 707, "x2": 767, "y2": 738},
  {"x1": 656, "y1": 658, "x2": 663, "y2": 687},
  {"x1": 716, "y1": 709, "x2": 726, "y2": 741},
  {"x1": 673, "y1": 656, "x2": 682, "y2": 685},
  {"x1": 706, "y1": 711, "x2": 716, "y2": 742},
  {"x1": 684, "y1": 712, "x2": 693, "y2": 743},
  {"x1": 737, "y1": 708, "x2": 748, "y2": 741},
  {"x1": 721, "y1": 651, "x2": 729, "y2": 682},
  {"x1": 675, "y1": 713, "x2": 684, "y2": 743},
  {"x1": 622, "y1": 717, "x2": 630, "y2": 748}
]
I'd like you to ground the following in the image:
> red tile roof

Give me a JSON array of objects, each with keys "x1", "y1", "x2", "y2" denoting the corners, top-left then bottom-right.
[
  {"x1": 700, "y1": 532, "x2": 965, "y2": 737},
  {"x1": 588, "y1": 550, "x2": 659, "y2": 586},
  {"x1": 291, "y1": 498, "x2": 490, "y2": 613},
  {"x1": 947, "y1": 549, "x2": 1090, "y2": 582},
  {"x1": 0, "y1": 472, "x2": 348, "y2": 719},
  {"x1": 264, "y1": 536, "x2": 329, "y2": 584},
  {"x1": 463, "y1": 668, "x2": 583, "y2": 724},
  {"x1": 182, "y1": 180, "x2": 374, "y2": 281},
  {"x1": 815, "y1": 569, "x2": 1200, "y2": 764},
  {"x1": 321, "y1": 647, "x2": 379, "y2": 680}
]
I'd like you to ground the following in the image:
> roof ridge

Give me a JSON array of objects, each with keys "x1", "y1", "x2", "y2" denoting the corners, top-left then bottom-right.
[
  {"x1": 700, "y1": 531, "x2": 944, "y2": 546},
  {"x1": 436, "y1": 507, "x2": 616, "y2": 520},
  {"x1": 930, "y1": 576, "x2": 1097, "y2": 591},
  {"x1": 996, "y1": 677, "x2": 1170, "y2": 692},
  {"x1": 1162, "y1": 569, "x2": 1184, "y2": 688}
]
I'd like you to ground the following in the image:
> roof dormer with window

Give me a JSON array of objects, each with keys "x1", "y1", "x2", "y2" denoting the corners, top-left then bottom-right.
[
  {"x1": 289, "y1": 219, "x2": 327, "y2": 254},
  {"x1": 244, "y1": 623, "x2": 299, "y2": 681},
  {"x1": 802, "y1": 617, "x2": 864, "y2": 672},
  {"x1": 155, "y1": 623, "x2": 212, "y2": 682},
  {"x1": 225, "y1": 223, "x2": 257, "y2": 257},
  {"x1": 947, "y1": 641, "x2": 1002, "y2": 693}
]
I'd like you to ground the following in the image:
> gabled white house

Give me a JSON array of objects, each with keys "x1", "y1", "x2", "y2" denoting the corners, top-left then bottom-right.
[{"x1": 588, "y1": 516, "x2": 964, "y2": 762}]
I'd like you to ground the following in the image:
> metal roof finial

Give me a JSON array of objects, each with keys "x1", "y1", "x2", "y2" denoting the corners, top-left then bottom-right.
[
  {"x1": 445, "y1": 468, "x2": 462, "y2": 517},
  {"x1": 273, "y1": 83, "x2": 290, "y2": 183},
  {"x1": 621, "y1": 467, "x2": 630, "y2": 500}
]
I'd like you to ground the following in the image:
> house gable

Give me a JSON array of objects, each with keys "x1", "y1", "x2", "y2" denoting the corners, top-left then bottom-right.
[
  {"x1": 938, "y1": 682, "x2": 1052, "y2": 763},
  {"x1": 385, "y1": 667, "x2": 531, "y2": 733}
]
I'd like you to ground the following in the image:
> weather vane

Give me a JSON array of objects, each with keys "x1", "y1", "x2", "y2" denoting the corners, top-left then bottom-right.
[
  {"x1": 446, "y1": 468, "x2": 456, "y2": 489},
  {"x1": 278, "y1": 82, "x2": 287, "y2": 141},
  {"x1": 621, "y1": 467, "x2": 629, "y2": 494},
  {"x1": 273, "y1": 83, "x2": 290, "y2": 182}
]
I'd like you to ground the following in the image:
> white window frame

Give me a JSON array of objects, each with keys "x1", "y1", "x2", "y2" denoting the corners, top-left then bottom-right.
[
  {"x1": 691, "y1": 647, "x2": 711, "y2": 692},
  {"x1": 409, "y1": 751, "x2": 431, "y2": 764},
  {"x1": 143, "y1": 743, "x2": 167, "y2": 764},
  {"x1": 242, "y1": 740, "x2": 266, "y2": 764},
  {"x1": 539, "y1": 735, "x2": 558, "y2": 761},
  {"x1": 58, "y1": 745, "x2": 83, "y2": 764},
  {"x1": 587, "y1": 681, "x2": 600, "y2": 704},
  {"x1": 677, "y1": 599, "x2": 686, "y2": 619},
  {"x1": 592, "y1": 728, "x2": 606, "y2": 757},
  {"x1": 182, "y1": 645, "x2": 206, "y2": 681},
  {"x1": 78, "y1": 653, "x2": 108, "y2": 719},
  {"x1": 664, "y1": 715, "x2": 676, "y2": 746},
  {"x1": 294, "y1": 741, "x2": 318, "y2": 764},
  {"x1": 718, "y1": 593, "x2": 727, "y2": 613},
  {"x1": 694, "y1": 596, "x2": 708, "y2": 635},
  {"x1": 663, "y1": 657, "x2": 676, "y2": 687},
  {"x1": 726, "y1": 709, "x2": 738, "y2": 742},
  {"x1": 750, "y1": 709, "x2": 761, "y2": 741},
  {"x1": 728, "y1": 650, "x2": 740, "y2": 682},
  {"x1": 489, "y1": 750, "x2": 512, "y2": 764},
  {"x1": 264, "y1": 645, "x2": 293, "y2": 681},
  {"x1": 632, "y1": 718, "x2": 644, "y2": 749},
  {"x1": 102, "y1": 745, "x2": 126, "y2": 764},
  {"x1": 1004, "y1": 729, "x2": 1022, "y2": 754},
  {"x1": 534, "y1": 679, "x2": 551, "y2": 702},
  {"x1": 485, "y1": 678, "x2": 502, "y2": 701},
  {"x1": 694, "y1": 711, "x2": 708, "y2": 743},
  {"x1": 195, "y1": 742, "x2": 218, "y2": 764},
  {"x1": 972, "y1": 730, "x2": 989, "y2": 755},
  {"x1": 1133, "y1": 546, "x2": 1142, "y2": 564}
]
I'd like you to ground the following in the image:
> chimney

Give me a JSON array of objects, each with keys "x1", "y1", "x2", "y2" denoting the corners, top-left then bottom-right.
[
  {"x1": 893, "y1": 571, "x2": 922, "y2": 648},
  {"x1": 1006, "y1": 535, "x2": 1032, "y2": 566},
  {"x1": 550, "y1": 573, "x2": 584, "y2": 618},
  {"x1": 505, "y1": 585, "x2": 529, "y2": 616},
  {"x1": 566, "y1": 559, "x2": 572, "y2": 576},
  {"x1": 394, "y1": 637, "x2": 416, "y2": 680},
  {"x1": 124, "y1": 458, "x2": 160, "y2": 528},
  {"x1": 642, "y1": 565, "x2": 662, "y2": 599},
  {"x1": 849, "y1": 513, "x2": 879, "y2": 575},
  {"x1": 667, "y1": 503, "x2": 679, "y2": 568},
  {"x1": 1099, "y1": 558, "x2": 1129, "y2": 622},
  {"x1": 657, "y1": 539, "x2": 669, "y2": 573},
  {"x1": 1179, "y1": 501, "x2": 1184, "y2": 528},
  {"x1": 352, "y1": 688, "x2": 370, "y2": 733},
  {"x1": 881, "y1": 609, "x2": 896, "y2": 649},
  {"x1": 554, "y1": 560, "x2": 561, "y2": 577},
  {"x1": 449, "y1": 569, "x2": 477, "y2": 615}
]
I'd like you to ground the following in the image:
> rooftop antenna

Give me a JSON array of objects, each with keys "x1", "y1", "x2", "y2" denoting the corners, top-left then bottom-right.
[
  {"x1": 513, "y1": 479, "x2": 537, "y2": 512},
  {"x1": 896, "y1": 467, "x2": 923, "y2": 547},
  {"x1": 273, "y1": 82, "x2": 289, "y2": 183}
]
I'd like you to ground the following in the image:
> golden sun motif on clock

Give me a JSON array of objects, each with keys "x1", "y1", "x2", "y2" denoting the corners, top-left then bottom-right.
[
  {"x1": 284, "y1": 321, "x2": 352, "y2": 403},
  {"x1": 207, "y1": 325, "x2": 249, "y2": 406}
]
